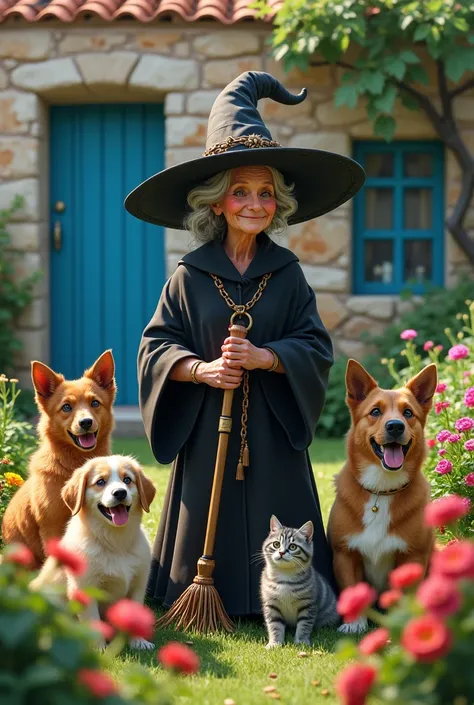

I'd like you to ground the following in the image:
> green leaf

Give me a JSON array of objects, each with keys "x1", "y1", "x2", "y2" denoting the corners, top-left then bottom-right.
[
  {"x1": 374, "y1": 84, "x2": 398, "y2": 114},
  {"x1": 414, "y1": 24, "x2": 430, "y2": 41},
  {"x1": 334, "y1": 83, "x2": 359, "y2": 109},
  {"x1": 335, "y1": 637, "x2": 358, "y2": 660},
  {"x1": 407, "y1": 64, "x2": 429, "y2": 85},
  {"x1": 0, "y1": 612, "x2": 37, "y2": 648},
  {"x1": 399, "y1": 50, "x2": 420, "y2": 65},
  {"x1": 24, "y1": 665, "x2": 63, "y2": 690},
  {"x1": 400, "y1": 15, "x2": 413, "y2": 31},
  {"x1": 274, "y1": 44, "x2": 289, "y2": 62},
  {"x1": 360, "y1": 70, "x2": 385, "y2": 95},
  {"x1": 453, "y1": 17, "x2": 469, "y2": 33},
  {"x1": 400, "y1": 92, "x2": 419, "y2": 112},
  {"x1": 383, "y1": 56, "x2": 406, "y2": 81},
  {"x1": 50, "y1": 637, "x2": 83, "y2": 670},
  {"x1": 445, "y1": 49, "x2": 471, "y2": 82},
  {"x1": 374, "y1": 114, "x2": 396, "y2": 142}
]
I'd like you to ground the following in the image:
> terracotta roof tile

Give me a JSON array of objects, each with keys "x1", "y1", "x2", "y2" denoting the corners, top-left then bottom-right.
[{"x1": 0, "y1": 0, "x2": 279, "y2": 22}]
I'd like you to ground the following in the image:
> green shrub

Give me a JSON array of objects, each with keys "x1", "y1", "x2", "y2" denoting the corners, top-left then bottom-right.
[
  {"x1": 318, "y1": 354, "x2": 351, "y2": 439},
  {"x1": 0, "y1": 195, "x2": 41, "y2": 377}
]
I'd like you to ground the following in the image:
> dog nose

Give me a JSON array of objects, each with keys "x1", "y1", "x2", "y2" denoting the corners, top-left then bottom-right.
[
  {"x1": 112, "y1": 488, "x2": 127, "y2": 501},
  {"x1": 386, "y1": 419, "x2": 405, "y2": 439},
  {"x1": 79, "y1": 417, "x2": 93, "y2": 430}
]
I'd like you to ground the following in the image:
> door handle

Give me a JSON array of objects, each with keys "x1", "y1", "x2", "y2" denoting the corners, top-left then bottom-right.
[{"x1": 53, "y1": 221, "x2": 62, "y2": 251}]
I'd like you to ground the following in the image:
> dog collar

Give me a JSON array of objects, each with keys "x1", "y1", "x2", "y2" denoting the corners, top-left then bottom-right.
[{"x1": 360, "y1": 480, "x2": 411, "y2": 513}]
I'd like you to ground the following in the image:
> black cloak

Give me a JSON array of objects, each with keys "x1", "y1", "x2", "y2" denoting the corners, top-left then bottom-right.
[{"x1": 138, "y1": 233, "x2": 336, "y2": 616}]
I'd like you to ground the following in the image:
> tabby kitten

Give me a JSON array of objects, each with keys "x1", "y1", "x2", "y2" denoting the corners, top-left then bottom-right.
[{"x1": 260, "y1": 515, "x2": 339, "y2": 649}]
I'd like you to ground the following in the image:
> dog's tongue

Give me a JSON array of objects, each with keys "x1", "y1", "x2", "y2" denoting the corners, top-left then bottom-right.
[
  {"x1": 383, "y1": 444, "x2": 404, "y2": 469},
  {"x1": 78, "y1": 433, "x2": 96, "y2": 449},
  {"x1": 109, "y1": 505, "x2": 129, "y2": 526}
]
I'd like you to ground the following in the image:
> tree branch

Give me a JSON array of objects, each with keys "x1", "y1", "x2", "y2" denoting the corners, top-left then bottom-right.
[
  {"x1": 446, "y1": 170, "x2": 474, "y2": 264},
  {"x1": 436, "y1": 60, "x2": 453, "y2": 121},
  {"x1": 450, "y1": 77, "x2": 474, "y2": 98},
  {"x1": 310, "y1": 60, "x2": 356, "y2": 72},
  {"x1": 396, "y1": 80, "x2": 443, "y2": 133}
]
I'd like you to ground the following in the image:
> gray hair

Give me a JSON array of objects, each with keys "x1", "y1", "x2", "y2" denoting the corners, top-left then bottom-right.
[{"x1": 184, "y1": 167, "x2": 298, "y2": 243}]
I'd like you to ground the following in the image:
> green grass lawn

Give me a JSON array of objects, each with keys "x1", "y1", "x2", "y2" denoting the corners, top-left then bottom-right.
[{"x1": 110, "y1": 436, "x2": 348, "y2": 705}]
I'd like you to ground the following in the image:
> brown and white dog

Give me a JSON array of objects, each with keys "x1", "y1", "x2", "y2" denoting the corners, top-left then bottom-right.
[
  {"x1": 327, "y1": 359, "x2": 438, "y2": 633},
  {"x1": 30, "y1": 455, "x2": 156, "y2": 649}
]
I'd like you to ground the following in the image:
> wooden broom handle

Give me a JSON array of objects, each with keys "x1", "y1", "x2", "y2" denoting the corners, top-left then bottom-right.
[{"x1": 203, "y1": 322, "x2": 248, "y2": 558}]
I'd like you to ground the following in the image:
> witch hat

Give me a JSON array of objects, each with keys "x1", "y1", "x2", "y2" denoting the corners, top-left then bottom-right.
[{"x1": 124, "y1": 71, "x2": 365, "y2": 230}]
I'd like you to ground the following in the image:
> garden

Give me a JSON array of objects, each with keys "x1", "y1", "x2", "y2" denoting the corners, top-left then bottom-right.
[{"x1": 1, "y1": 287, "x2": 473, "y2": 705}]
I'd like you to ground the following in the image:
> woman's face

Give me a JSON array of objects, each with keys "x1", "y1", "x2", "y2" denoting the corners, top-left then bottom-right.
[{"x1": 212, "y1": 166, "x2": 277, "y2": 237}]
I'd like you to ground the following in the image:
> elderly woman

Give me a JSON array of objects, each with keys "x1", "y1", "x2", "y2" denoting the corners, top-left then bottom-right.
[{"x1": 125, "y1": 72, "x2": 365, "y2": 617}]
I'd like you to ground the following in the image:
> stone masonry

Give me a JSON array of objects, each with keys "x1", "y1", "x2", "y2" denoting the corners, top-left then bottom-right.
[{"x1": 0, "y1": 25, "x2": 472, "y2": 388}]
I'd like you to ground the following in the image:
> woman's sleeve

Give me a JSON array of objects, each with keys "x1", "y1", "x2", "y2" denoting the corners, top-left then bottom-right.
[
  {"x1": 259, "y1": 265, "x2": 334, "y2": 451},
  {"x1": 137, "y1": 268, "x2": 205, "y2": 464}
]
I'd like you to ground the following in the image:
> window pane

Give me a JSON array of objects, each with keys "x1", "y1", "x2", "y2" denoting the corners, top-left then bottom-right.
[
  {"x1": 404, "y1": 188, "x2": 432, "y2": 229},
  {"x1": 365, "y1": 189, "x2": 394, "y2": 229},
  {"x1": 364, "y1": 240, "x2": 394, "y2": 284},
  {"x1": 404, "y1": 153, "x2": 433, "y2": 177},
  {"x1": 365, "y1": 153, "x2": 394, "y2": 177},
  {"x1": 404, "y1": 240, "x2": 433, "y2": 283}
]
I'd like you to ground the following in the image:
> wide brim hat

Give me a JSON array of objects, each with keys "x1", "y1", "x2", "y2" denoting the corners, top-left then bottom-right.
[{"x1": 124, "y1": 72, "x2": 366, "y2": 230}]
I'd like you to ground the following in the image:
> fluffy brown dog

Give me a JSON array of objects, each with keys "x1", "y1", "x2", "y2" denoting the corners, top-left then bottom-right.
[
  {"x1": 327, "y1": 359, "x2": 437, "y2": 633},
  {"x1": 2, "y1": 351, "x2": 116, "y2": 567}
]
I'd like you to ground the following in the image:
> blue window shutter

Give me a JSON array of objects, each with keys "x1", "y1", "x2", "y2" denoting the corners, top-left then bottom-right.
[{"x1": 352, "y1": 141, "x2": 444, "y2": 295}]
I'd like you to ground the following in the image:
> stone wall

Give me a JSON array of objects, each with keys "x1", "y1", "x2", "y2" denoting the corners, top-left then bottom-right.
[{"x1": 0, "y1": 25, "x2": 472, "y2": 388}]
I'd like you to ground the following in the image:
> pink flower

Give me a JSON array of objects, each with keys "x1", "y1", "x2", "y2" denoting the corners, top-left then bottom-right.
[
  {"x1": 359, "y1": 628, "x2": 390, "y2": 656},
  {"x1": 435, "y1": 345, "x2": 444, "y2": 352},
  {"x1": 447, "y1": 434, "x2": 461, "y2": 443},
  {"x1": 401, "y1": 329, "x2": 417, "y2": 340},
  {"x1": 455, "y1": 417, "x2": 474, "y2": 432},
  {"x1": 434, "y1": 459, "x2": 453, "y2": 474},
  {"x1": 335, "y1": 664, "x2": 377, "y2": 705},
  {"x1": 431, "y1": 540, "x2": 474, "y2": 580},
  {"x1": 465, "y1": 473, "x2": 474, "y2": 486},
  {"x1": 436, "y1": 383, "x2": 447, "y2": 393},
  {"x1": 389, "y1": 563, "x2": 424, "y2": 590},
  {"x1": 465, "y1": 386, "x2": 474, "y2": 408},
  {"x1": 158, "y1": 642, "x2": 200, "y2": 675},
  {"x1": 106, "y1": 599, "x2": 154, "y2": 640},
  {"x1": 438, "y1": 449, "x2": 447, "y2": 456},
  {"x1": 379, "y1": 589, "x2": 403, "y2": 609},
  {"x1": 78, "y1": 669, "x2": 117, "y2": 698},
  {"x1": 436, "y1": 430, "x2": 451, "y2": 442},
  {"x1": 427, "y1": 439, "x2": 436, "y2": 449},
  {"x1": 448, "y1": 344, "x2": 469, "y2": 360},
  {"x1": 464, "y1": 370, "x2": 472, "y2": 378},
  {"x1": 465, "y1": 439, "x2": 474, "y2": 451},
  {"x1": 337, "y1": 583, "x2": 377, "y2": 623},
  {"x1": 401, "y1": 615, "x2": 452, "y2": 663},
  {"x1": 70, "y1": 588, "x2": 91, "y2": 606},
  {"x1": 424, "y1": 341, "x2": 434, "y2": 351},
  {"x1": 425, "y1": 495, "x2": 469, "y2": 527},
  {"x1": 435, "y1": 401, "x2": 451, "y2": 414},
  {"x1": 90, "y1": 620, "x2": 115, "y2": 642},
  {"x1": 417, "y1": 575, "x2": 461, "y2": 618}
]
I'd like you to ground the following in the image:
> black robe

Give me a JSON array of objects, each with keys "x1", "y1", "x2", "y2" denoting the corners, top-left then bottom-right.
[{"x1": 138, "y1": 233, "x2": 335, "y2": 616}]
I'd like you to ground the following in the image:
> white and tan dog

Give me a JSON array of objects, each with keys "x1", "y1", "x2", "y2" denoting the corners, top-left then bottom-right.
[{"x1": 31, "y1": 454, "x2": 156, "y2": 649}]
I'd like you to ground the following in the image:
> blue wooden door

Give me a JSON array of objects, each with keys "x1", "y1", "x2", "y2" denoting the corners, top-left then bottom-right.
[{"x1": 50, "y1": 104, "x2": 165, "y2": 405}]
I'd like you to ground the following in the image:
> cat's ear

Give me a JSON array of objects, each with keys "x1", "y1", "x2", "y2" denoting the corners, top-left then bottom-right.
[
  {"x1": 297, "y1": 521, "x2": 314, "y2": 543},
  {"x1": 270, "y1": 515, "x2": 282, "y2": 533}
]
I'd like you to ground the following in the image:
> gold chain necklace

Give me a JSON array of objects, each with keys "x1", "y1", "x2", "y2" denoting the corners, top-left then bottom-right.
[{"x1": 210, "y1": 273, "x2": 272, "y2": 480}]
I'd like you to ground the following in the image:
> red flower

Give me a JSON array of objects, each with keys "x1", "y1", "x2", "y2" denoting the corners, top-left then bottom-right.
[
  {"x1": 106, "y1": 599, "x2": 154, "y2": 640},
  {"x1": 431, "y1": 540, "x2": 474, "y2": 580},
  {"x1": 158, "y1": 642, "x2": 200, "y2": 675},
  {"x1": 337, "y1": 583, "x2": 377, "y2": 623},
  {"x1": 389, "y1": 563, "x2": 424, "y2": 590},
  {"x1": 401, "y1": 615, "x2": 452, "y2": 663},
  {"x1": 45, "y1": 538, "x2": 87, "y2": 576},
  {"x1": 70, "y1": 588, "x2": 91, "y2": 606},
  {"x1": 359, "y1": 628, "x2": 390, "y2": 656},
  {"x1": 379, "y1": 589, "x2": 402, "y2": 609},
  {"x1": 424, "y1": 495, "x2": 470, "y2": 528},
  {"x1": 417, "y1": 575, "x2": 461, "y2": 618},
  {"x1": 426, "y1": 439, "x2": 436, "y2": 449},
  {"x1": 335, "y1": 663, "x2": 377, "y2": 705},
  {"x1": 90, "y1": 620, "x2": 115, "y2": 642},
  {"x1": 78, "y1": 669, "x2": 117, "y2": 698},
  {"x1": 4, "y1": 543, "x2": 34, "y2": 568}
]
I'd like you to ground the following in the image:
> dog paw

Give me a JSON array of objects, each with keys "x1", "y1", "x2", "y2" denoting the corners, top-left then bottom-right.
[
  {"x1": 265, "y1": 642, "x2": 283, "y2": 650},
  {"x1": 338, "y1": 616, "x2": 368, "y2": 634},
  {"x1": 130, "y1": 638, "x2": 155, "y2": 650}
]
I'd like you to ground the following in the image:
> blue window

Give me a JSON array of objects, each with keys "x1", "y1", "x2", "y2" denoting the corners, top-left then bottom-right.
[{"x1": 352, "y1": 141, "x2": 444, "y2": 295}]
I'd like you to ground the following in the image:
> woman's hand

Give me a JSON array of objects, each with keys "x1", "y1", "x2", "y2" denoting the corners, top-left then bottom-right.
[
  {"x1": 221, "y1": 337, "x2": 274, "y2": 371},
  {"x1": 195, "y1": 357, "x2": 243, "y2": 389}
]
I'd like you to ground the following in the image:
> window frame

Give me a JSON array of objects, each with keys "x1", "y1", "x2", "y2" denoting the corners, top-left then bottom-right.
[{"x1": 352, "y1": 140, "x2": 445, "y2": 295}]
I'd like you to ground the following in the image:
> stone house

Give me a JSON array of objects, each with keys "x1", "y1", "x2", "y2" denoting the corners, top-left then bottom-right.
[{"x1": 0, "y1": 5, "x2": 472, "y2": 422}]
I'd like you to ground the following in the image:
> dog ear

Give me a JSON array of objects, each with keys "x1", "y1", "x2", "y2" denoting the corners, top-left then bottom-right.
[
  {"x1": 62, "y1": 465, "x2": 90, "y2": 516},
  {"x1": 345, "y1": 359, "x2": 378, "y2": 408},
  {"x1": 297, "y1": 520, "x2": 314, "y2": 543},
  {"x1": 135, "y1": 466, "x2": 156, "y2": 513},
  {"x1": 270, "y1": 515, "x2": 282, "y2": 533},
  {"x1": 31, "y1": 361, "x2": 64, "y2": 401},
  {"x1": 85, "y1": 350, "x2": 116, "y2": 391},
  {"x1": 405, "y1": 363, "x2": 438, "y2": 414}
]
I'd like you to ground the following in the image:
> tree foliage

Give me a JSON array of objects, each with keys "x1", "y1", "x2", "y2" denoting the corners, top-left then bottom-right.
[{"x1": 254, "y1": 0, "x2": 474, "y2": 264}]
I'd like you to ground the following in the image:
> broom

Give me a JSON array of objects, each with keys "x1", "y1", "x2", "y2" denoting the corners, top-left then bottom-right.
[{"x1": 156, "y1": 321, "x2": 249, "y2": 633}]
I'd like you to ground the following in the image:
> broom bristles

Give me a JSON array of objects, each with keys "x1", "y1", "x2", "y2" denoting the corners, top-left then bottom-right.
[{"x1": 156, "y1": 582, "x2": 234, "y2": 633}]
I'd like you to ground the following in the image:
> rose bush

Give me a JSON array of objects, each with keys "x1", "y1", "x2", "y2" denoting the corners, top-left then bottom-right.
[{"x1": 334, "y1": 495, "x2": 474, "y2": 705}]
